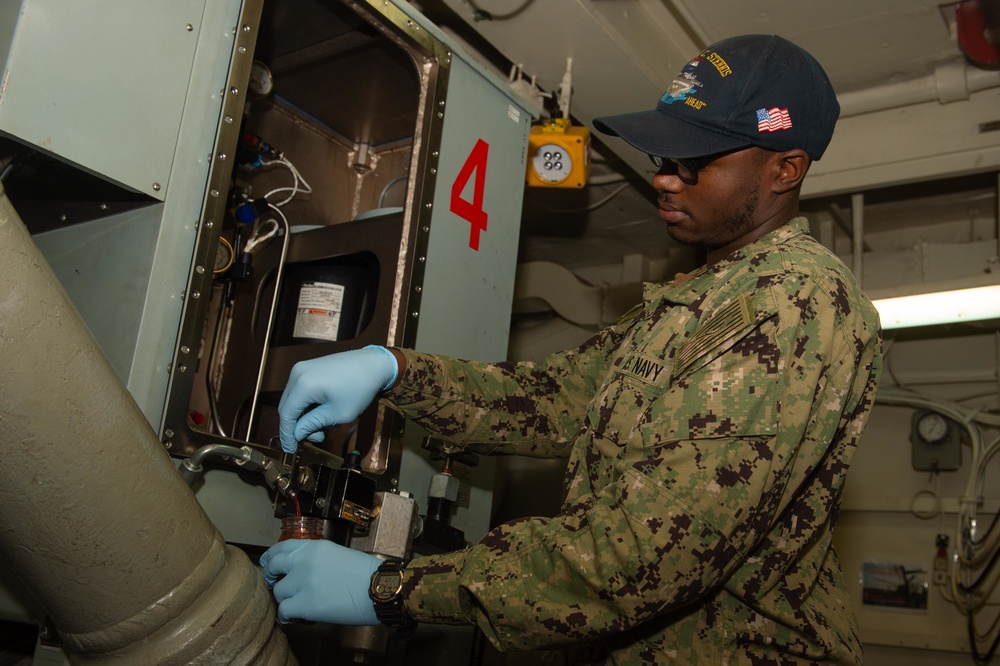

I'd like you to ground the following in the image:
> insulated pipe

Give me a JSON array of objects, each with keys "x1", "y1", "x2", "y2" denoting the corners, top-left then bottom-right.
[
  {"x1": 839, "y1": 61, "x2": 1000, "y2": 118},
  {"x1": 0, "y1": 188, "x2": 295, "y2": 665},
  {"x1": 514, "y1": 261, "x2": 643, "y2": 328}
]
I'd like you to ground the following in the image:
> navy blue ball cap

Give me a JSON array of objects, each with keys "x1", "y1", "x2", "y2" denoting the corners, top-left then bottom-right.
[{"x1": 593, "y1": 34, "x2": 840, "y2": 161}]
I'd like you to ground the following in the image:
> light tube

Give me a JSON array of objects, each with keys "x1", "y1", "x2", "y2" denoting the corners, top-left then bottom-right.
[{"x1": 872, "y1": 285, "x2": 1000, "y2": 330}]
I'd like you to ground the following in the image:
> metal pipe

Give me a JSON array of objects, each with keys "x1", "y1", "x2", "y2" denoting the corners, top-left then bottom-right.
[
  {"x1": 0, "y1": 188, "x2": 295, "y2": 665},
  {"x1": 851, "y1": 193, "x2": 864, "y2": 284},
  {"x1": 839, "y1": 61, "x2": 1000, "y2": 118},
  {"x1": 246, "y1": 206, "x2": 291, "y2": 440},
  {"x1": 179, "y1": 444, "x2": 253, "y2": 486}
]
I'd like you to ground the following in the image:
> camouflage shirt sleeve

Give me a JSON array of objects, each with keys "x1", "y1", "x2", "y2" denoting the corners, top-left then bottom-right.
[
  {"x1": 386, "y1": 324, "x2": 629, "y2": 458},
  {"x1": 387, "y1": 219, "x2": 881, "y2": 662}
]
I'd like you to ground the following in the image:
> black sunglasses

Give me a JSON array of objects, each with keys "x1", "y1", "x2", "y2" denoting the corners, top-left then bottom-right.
[{"x1": 647, "y1": 147, "x2": 751, "y2": 185}]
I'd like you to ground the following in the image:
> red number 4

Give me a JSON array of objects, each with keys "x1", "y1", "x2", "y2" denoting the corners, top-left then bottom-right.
[{"x1": 450, "y1": 138, "x2": 489, "y2": 251}]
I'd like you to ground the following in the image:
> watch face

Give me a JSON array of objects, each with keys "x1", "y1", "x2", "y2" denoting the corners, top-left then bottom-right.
[{"x1": 373, "y1": 571, "x2": 403, "y2": 600}]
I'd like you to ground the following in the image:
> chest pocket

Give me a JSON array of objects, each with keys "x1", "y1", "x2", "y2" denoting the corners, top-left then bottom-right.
[
  {"x1": 641, "y1": 290, "x2": 781, "y2": 445},
  {"x1": 587, "y1": 309, "x2": 686, "y2": 449}
]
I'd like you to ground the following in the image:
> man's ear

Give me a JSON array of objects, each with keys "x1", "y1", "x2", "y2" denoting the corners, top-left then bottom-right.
[{"x1": 770, "y1": 149, "x2": 810, "y2": 194}]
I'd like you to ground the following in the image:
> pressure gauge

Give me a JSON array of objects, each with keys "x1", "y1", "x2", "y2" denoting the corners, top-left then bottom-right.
[
  {"x1": 910, "y1": 409, "x2": 962, "y2": 471},
  {"x1": 214, "y1": 236, "x2": 234, "y2": 274},
  {"x1": 915, "y1": 411, "x2": 949, "y2": 444},
  {"x1": 249, "y1": 60, "x2": 274, "y2": 96}
]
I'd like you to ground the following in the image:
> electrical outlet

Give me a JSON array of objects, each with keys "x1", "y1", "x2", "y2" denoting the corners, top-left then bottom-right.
[{"x1": 526, "y1": 119, "x2": 591, "y2": 188}]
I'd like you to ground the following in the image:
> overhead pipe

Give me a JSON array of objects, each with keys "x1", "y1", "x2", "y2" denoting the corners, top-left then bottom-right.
[
  {"x1": 851, "y1": 192, "x2": 864, "y2": 284},
  {"x1": 838, "y1": 60, "x2": 1000, "y2": 118},
  {"x1": 0, "y1": 187, "x2": 295, "y2": 665},
  {"x1": 514, "y1": 261, "x2": 643, "y2": 327}
]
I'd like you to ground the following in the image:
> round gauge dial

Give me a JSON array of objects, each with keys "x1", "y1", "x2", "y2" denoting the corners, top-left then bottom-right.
[
  {"x1": 249, "y1": 60, "x2": 274, "y2": 96},
  {"x1": 531, "y1": 143, "x2": 573, "y2": 183},
  {"x1": 214, "y1": 236, "x2": 234, "y2": 274},
  {"x1": 916, "y1": 411, "x2": 949, "y2": 443}
]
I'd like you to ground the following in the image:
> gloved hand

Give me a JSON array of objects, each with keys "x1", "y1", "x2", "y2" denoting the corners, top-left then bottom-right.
[
  {"x1": 278, "y1": 345, "x2": 398, "y2": 453},
  {"x1": 259, "y1": 539, "x2": 382, "y2": 625}
]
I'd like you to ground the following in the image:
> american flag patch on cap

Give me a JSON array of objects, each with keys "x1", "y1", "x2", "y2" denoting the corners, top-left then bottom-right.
[{"x1": 756, "y1": 107, "x2": 792, "y2": 132}]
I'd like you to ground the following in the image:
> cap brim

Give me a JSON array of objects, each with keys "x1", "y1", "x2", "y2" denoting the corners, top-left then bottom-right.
[{"x1": 593, "y1": 108, "x2": 751, "y2": 159}]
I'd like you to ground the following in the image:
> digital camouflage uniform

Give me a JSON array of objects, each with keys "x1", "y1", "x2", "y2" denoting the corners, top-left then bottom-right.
[{"x1": 384, "y1": 217, "x2": 882, "y2": 665}]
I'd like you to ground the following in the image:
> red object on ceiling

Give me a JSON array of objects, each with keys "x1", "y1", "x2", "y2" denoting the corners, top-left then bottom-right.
[{"x1": 956, "y1": 0, "x2": 1000, "y2": 68}]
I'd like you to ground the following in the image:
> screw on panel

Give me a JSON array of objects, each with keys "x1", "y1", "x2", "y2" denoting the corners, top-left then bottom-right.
[
  {"x1": 181, "y1": 346, "x2": 190, "y2": 354},
  {"x1": 152, "y1": 183, "x2": 161, "y2": 191},
  {"x1": 186, "y1": 23, "x2": 193, "y2": 31}
]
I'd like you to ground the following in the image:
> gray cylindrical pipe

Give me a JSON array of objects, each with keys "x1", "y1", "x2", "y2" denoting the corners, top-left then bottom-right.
[{"x1": 0, "y1": 188, "x2": 295, "y2": 665}]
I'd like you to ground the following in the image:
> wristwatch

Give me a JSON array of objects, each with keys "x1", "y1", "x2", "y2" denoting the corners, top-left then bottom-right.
[{"x1": 368, "y1": 559, "x2": 411, "y2": 627}]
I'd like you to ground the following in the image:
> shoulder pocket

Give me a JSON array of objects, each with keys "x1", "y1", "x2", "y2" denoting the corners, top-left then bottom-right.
[{"x1": 674, "y1": 290, "x2": 776, "y2": 378}]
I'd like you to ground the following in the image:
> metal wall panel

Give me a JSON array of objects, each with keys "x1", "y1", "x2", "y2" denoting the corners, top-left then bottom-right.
[
  {"x1": 33, "y1": 205, "x2": 163, "y2": 383},
  {"x1": 399, "y1": 54, "x2": 532, "y2": 545},
  {"x1": 19, "y1": 0, "x2": 258, "y2": 429},
  {"x1": 0, "y1": 0, "x2": 205, "y2": 198}
]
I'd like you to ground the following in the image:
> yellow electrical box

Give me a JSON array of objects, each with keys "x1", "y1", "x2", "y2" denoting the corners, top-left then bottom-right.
[{"x1": 526, "y1": 118, "x2": 591, "y2": 188}]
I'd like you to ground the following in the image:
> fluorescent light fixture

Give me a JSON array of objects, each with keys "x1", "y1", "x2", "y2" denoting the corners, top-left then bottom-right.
[{"x1": 872, "y1": 284, "x2": 1000, "y2": 330}]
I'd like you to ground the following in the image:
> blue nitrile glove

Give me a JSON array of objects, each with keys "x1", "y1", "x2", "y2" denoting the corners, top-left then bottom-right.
[
  {"x1": 259, "y1": 539, "x2": 382, "y2": 625},
  {"x1": 278, "y1": 345, "x2": 398, "y2": 453}
]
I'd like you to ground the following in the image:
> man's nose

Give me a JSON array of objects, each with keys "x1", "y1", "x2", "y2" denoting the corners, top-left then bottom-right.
[{"x1": 652, "y1": 168, "x2": 685, "y2": 193}]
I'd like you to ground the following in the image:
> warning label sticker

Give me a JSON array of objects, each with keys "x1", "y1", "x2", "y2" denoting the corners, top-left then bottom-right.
[{"x1": 293, "y1": 281, "x2": 345, "y2": 341}]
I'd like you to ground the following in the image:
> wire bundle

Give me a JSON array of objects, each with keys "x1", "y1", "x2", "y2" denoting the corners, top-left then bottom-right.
[{"x1": 877, "y1": 385, "x2": 1000, "y2": 663}]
